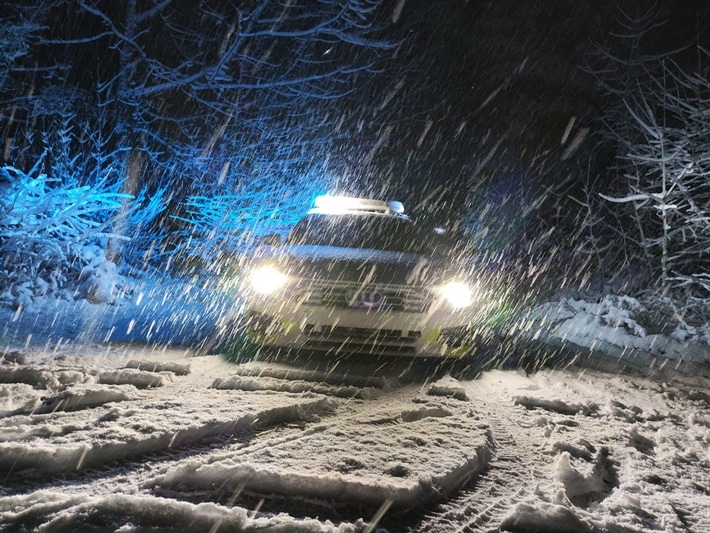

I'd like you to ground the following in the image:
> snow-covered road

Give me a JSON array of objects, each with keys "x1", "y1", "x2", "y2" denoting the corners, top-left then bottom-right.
[{"x1": 1, "y1": 346, "x2": 708, "y2": 532}]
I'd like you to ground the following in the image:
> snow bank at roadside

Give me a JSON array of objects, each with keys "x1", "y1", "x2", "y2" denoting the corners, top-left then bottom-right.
[{"x1": 525, "y1": 295, "x2": 710, "y2": 376}]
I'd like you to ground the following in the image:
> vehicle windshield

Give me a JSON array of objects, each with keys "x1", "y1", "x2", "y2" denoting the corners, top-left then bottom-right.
[{"x1": 285, "y1": 214, "x2": 460, "y2": 255}]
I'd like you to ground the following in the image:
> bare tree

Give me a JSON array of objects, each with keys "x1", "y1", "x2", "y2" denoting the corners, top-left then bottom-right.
[
  {"x1": 0, "y1": 0, "x2": 392, "y2": 270},
  {"x1": 600, "y1": 53, "x2": 710, "y2": 314}
]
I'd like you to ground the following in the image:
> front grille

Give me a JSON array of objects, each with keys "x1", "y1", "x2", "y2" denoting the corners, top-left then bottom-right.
[
  {"x1": 303, "y1": 325, "x2": 420, "y2": 356},
  {"x1": 295, "y1": 279, "x2": 430, "y2": 313}
]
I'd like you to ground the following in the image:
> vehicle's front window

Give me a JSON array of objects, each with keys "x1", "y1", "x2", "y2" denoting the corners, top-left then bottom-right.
[{"x1": 285, "y1": 214, "x2": 458, "y2": 255}]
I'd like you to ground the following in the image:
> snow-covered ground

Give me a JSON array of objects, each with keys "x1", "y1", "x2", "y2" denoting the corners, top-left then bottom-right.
[
  {"x1": 1, "y1": 344, "x2": 708, "y2": 531},
  {"x1": 0, "y1": 285, "x2": 708, "y2": 532}
]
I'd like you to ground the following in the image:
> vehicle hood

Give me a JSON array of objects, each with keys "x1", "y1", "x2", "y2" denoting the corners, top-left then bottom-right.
[{"x1": 261, "y1": 245, "x2": 458, "y2": 286}]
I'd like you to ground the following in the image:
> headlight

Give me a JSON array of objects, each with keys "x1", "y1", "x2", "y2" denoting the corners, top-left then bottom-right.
[
  {"x1": 440, "y1": 281, "x2": 474, "y2": 309},
  {"x1": 250, "y1": 265, "x2": 288, "y2": 295}
]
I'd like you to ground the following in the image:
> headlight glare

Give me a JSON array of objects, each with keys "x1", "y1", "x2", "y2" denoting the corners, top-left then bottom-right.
[
  {"x1": 250, "y1": 265, "x2": 288, "y2": 295},
  {"x1": 440, "y1": 281, "x2": 474, "y2": 309}
]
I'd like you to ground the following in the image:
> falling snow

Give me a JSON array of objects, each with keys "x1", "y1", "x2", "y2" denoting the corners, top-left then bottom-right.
[{"x1": 1, "y1": 1, "x2": 709, "y2": 531}]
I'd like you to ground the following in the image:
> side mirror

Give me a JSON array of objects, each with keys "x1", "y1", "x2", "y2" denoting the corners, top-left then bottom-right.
[{"x1": 258, "y1": 234, "x2": 281, "y2": 246}]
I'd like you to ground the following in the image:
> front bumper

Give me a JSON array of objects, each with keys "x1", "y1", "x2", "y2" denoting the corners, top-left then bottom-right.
[{"x1": 243, "y1": 297, "x2": 479, "y2": 358}]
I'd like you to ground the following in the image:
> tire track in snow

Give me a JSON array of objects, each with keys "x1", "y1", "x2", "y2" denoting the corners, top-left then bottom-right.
[
  {"x1": 149, "y1": 382, "x2": 493, "y2": 524},
  {"x1": 406, "y1": 390, "x2": 546, "y2": 532},
  {"x1": 0, "y1": 356, "x2": 342, "y2": 484}
]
